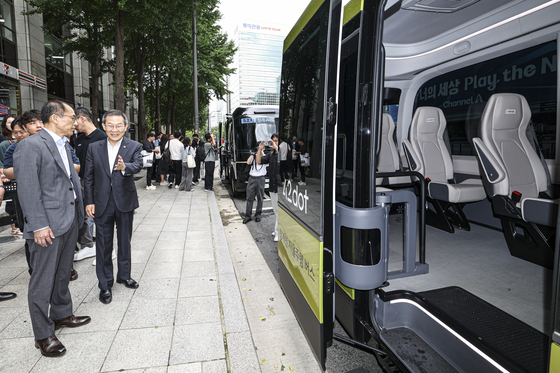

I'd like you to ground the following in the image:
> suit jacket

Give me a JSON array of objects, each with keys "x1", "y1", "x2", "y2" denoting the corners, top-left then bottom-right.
[
  {"x1": 84, "y1": 137, "x2": 142, "y2": 216},
  {"x1": 13, "y1": 130, "x2": 84, "y2": 240}
]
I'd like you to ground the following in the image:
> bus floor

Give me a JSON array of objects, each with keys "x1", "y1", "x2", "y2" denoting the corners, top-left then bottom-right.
[{"x1": 384, "y1": 213, "x2": 552, "y2": 334}]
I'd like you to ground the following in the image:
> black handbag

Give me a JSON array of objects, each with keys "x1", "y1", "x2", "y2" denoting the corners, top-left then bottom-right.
[{"x1": 242, "y1": 163, "x2": 251, "y2": 182}]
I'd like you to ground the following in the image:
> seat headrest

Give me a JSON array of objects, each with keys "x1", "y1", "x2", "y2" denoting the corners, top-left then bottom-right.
[
  {"x1": 485, "y1": 94, "x2": 530, "y2": 131},
  {"x1": 413, "y1": 107, "x2": 445, "y2": 135}
]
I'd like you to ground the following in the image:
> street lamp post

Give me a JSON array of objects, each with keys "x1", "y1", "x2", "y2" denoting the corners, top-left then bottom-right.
[{"x1": 193, "y1": 0, "x2": 199, "y2": 134}]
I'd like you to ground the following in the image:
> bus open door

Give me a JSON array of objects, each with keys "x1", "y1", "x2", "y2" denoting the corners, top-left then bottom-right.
[{"x1": 277, "y1": 0, "x2": 342, "y2": 369}]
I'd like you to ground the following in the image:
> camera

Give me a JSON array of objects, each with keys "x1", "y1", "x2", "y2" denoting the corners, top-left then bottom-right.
[{"x1": 263, "y1": 140, "x2": 272, "y2": 147}]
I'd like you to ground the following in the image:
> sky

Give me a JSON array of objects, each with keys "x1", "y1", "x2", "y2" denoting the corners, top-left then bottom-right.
[{"x1": 217, "y1": 0, "x2": 312, "y2": 38}]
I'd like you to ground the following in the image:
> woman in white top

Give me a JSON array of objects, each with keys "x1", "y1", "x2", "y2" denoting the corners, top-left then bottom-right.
[
  {"x1": 179, "y1": 137, "x2": 197, "y2": 191},
  {"x1": 278, "y1": 136, "x2": 291, "y2": 183}
]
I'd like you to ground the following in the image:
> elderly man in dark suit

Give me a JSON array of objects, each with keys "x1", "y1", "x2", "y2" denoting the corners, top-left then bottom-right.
[
  {"x1": 84, "y1": 110, "x2": 142, "y2": 305},
  {"x1": 14, "y1": 101, "x2": 91, "y2": 357}
]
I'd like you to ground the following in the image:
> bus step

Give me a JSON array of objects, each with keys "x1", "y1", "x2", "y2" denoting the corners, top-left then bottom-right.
[
  {"x1": 418, "y1": 286, "x2": 547, "y2": 373},
  {"x1": 376, "y1": 287, "x2": 547, "y2": 373},
  {"x1": 380, "y1": 327, "x2": 459, "y2": 373}
]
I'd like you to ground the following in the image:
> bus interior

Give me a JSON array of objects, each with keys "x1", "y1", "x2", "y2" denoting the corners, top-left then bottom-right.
[
  {"x1": 346, "y1": 0, "x2": 559, "y2": 371},
  {"x1": 278, "y1": 0, "x2": 560, "y2": 372}
]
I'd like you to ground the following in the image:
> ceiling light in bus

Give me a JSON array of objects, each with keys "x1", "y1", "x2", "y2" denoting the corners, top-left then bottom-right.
[
  {"x1": 401, "y1": 0, "x2": 480, "y2": 13},
  {"x1": 388, "y1": 0, "x2": 560, "y2": 60}
]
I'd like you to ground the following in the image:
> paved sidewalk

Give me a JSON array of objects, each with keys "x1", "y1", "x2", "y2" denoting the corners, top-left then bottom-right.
[{"x1": 0, "y1": 169, "x2": 321, "y2": 372}]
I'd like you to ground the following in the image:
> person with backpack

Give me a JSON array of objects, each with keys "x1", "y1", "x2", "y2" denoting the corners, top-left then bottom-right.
[
  {"x1": 203, "y1": 133, "x2": 216, "y2": 192},
  {"x1": 195, "y1": 137, "x2": 206, "y2": 183},
  {"x1": 158, "y1": 134, "x2": 169, "y2": 185},
  {"x1": 179, "y1": 137, "x2": 196, "y2": 192}
]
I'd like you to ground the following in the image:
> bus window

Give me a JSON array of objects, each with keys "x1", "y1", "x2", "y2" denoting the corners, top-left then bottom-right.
[
  {"x1": 335, "y1": 37, "x2": 358, "y2": 208},
  {"x1": 234, "y1": 116, "x2": 277, "y2": 152},
  {"x1": 278, "y1": 0, "x2": 330, "y2": 235},
  {"x1": 414, "y1": 41, "x2": 557, "y2": 158},
  {"x1": 383, "y1": 104, "x2": 398, "y2": 124}
]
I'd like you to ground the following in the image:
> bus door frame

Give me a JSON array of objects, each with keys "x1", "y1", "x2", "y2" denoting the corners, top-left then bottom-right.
[{"x1": 277, "y1": 0, "x2": 342, "y2": 370}]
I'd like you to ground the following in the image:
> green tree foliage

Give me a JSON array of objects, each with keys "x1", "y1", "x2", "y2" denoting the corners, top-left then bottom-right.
[
  {"x1": 25, "y1": 0, "x2": 115, "y2": 124},
  {"x1": 128, "y1": 0, "x2": 235, "y2": 139},
  {"x1": 25, "y1": 0, "x2": 235, "y2": 140}
]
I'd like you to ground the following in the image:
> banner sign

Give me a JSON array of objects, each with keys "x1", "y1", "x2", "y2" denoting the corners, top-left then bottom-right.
[{"x1": 0, "y1": 62, "x2": 47, "y2": 91}]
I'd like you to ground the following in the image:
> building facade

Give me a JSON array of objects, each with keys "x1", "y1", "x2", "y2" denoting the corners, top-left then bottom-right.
[
  {"x1": 228, "y1": 20, "x2": 288, "y2": 109},
  {"x1": 0, "y1": 0, "x2": 136, "y2": 129}
]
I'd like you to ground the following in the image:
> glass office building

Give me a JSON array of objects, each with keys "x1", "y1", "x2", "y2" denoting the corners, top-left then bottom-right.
[{"x1": 229, "y1": 21, "x2": 288, "y2": 109}]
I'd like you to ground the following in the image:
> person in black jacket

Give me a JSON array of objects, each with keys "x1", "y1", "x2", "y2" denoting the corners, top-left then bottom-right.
[
  {"x1": 142, "y1": 133, "x2": 157, "y2": 190},
  {"x1": 258, "y1": 133, "x2": 280, "y2": 241}
]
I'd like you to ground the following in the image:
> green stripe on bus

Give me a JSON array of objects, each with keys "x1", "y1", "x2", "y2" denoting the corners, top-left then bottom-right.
[
  {"x1": 278, "y1": 206, "x2": 324, "y2": 323},
  {"x1": 284, "y1": 0, "x2": 326, "y2": 53},
  {"x1": 343, "y1": 0, "x2": 363, "y2": 25},
  {"x1": 551, "y1": 342, "x2": 560, "y2": 373},
  {"x1": 335, "y1": 278, "x2": 355, "y2": 300}
]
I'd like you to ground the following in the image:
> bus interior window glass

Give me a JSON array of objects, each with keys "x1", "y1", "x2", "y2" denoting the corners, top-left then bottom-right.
[
  {"x1": 278, "y1": 1, "x2": 329, "y2": 234},
  {"x1": 335, "y1": 44, "x2": 358, "y2": 207},
  {"x1": 254, "y1": 117, "x2": 277, "y2": 142},
  {"x1": 414, "y1": 41, "x2": 557, "y2": 159},
  {"x1": 235, "y1": 117, "x2": 256, "y2": 152}
]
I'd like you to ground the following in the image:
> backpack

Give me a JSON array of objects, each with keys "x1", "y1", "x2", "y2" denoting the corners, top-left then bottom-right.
[
  {"x1": 163, "y1": 143, "x2": 171, "y2": 163},
  {"x1": 196, "y1": 144, "x2": 206, "y2": 162}
]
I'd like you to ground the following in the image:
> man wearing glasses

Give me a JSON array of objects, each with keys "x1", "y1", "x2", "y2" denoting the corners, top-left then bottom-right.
[
  {"x1": 14, "y1": 101, "x2": 91, "y2": 357},
  {"x1": 84, "y1": 110, "x2": 142, "y2": 305}
]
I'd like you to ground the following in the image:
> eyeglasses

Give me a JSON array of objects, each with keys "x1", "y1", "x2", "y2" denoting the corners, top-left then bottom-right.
[
  {"x1": 105, "y1": 124, "x2": 125, "y2": 130},
  {"x1": 57, "y1": 114, "x2": 77, "y2": 122}
]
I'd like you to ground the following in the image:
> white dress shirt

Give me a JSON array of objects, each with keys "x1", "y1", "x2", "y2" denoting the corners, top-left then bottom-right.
[{"x1": 107, "y1": 139, "x2": 125, "y2": 174}]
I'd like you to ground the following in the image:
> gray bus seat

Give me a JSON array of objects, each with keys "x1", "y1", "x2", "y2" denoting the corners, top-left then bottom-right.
[
  {"x1": 473, "y1": 93, "x2": 557, "y2": 268},
  {"x1": 376, "y1": 113, "x2": 411, "y2": 186},
  {"x1": 403, "y1": 106, "x2": 486, "y2": 233}
]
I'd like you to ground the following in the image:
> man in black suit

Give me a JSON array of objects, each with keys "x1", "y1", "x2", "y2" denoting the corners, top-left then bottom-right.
[
  {"x1": 84, "y1": 110, "x2": 143, "y2": 304},
  {"x1": 14, "y1": 101, "x2": 91, "y2": 357}
]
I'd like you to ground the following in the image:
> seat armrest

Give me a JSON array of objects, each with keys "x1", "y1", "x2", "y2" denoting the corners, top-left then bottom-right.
[
  {"x1": 473, "y1": 138, "x2": 505, "y2": 184},
  {"x1": 521, "y1": 198, "x2": 559, "y2": 227},
  {"x1": 402, "y1": 139, "x2": 422, "y2": 174}
]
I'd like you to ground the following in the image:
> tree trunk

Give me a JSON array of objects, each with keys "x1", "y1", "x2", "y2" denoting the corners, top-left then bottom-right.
[
  {"x1": 91, "y1": 52, "x2": 100, "y2": 126},
  {"x1": 90, "y1": 23, "x2": 100, "y2": 126},
  {"x1": 114, "y1": 9, "x2": 126, "y2": 112},
  {"x1": 171, "y1": 94, "x2": 176, "y2": 132},
  {"x1": 166, "y1": 76, "x2": 172, "y2": 134},
  {"x1": 155, "y1": 64, "x2": 161, "y2": 133},
  {"x1": 136, "y1": 34, "x2": 147, "y2": 141},
  {"x1": 148, "y1": 70, "x2": 153, "y2": 129}
]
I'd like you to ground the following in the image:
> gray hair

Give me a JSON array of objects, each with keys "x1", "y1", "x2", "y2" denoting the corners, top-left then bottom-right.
[{"x1": 102, "y1": 109, "x2": 129, "y2": 126}]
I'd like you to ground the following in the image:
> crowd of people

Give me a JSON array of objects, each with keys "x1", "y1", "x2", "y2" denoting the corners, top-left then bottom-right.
[
  {"x1": 0, "y1": 102, "x2": 151, "y2": 357},
  {"x1": 142, "y1": 130, "x2": 216, "y2": 192},
  {"x1": 0, "y1": 101, "x2": 288, "y2": 358}
]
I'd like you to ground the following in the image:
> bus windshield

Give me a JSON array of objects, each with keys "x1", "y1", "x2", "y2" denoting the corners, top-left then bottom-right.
[{"x1": 234, "y1": 116, "x2": 278, "y2": 152}]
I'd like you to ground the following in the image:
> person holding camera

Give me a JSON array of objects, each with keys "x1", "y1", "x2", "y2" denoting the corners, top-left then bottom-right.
[
  {"x1": 243, "y1": 141, "x2": 269, "y2": 224},
  {"x1": 258, "y1": 134, "x2": 280, "y2": 241}
]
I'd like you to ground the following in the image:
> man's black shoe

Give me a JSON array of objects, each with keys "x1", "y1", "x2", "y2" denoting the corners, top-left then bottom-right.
[
  {"x1": 255, "y1": 216, "x2": 262, "y2": 222},
  {"x1": 0, "y1": 292, "x2": 16, "y2": 302},
  {"x1": 243, "y1": 217, "x2": 252, "y2": 224},
  {"x1": 168, "y1": 183, "x2": 173, "y2": 189},
  {"x1": 116, "y1": 278, "x2": 139, "y2": 289},
  {"x1": 99, "y1": 289, "x2": 112, "y2": 304},
  {"x1": 70, "y1": 268, "x2": 78, "y2": 281}
]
